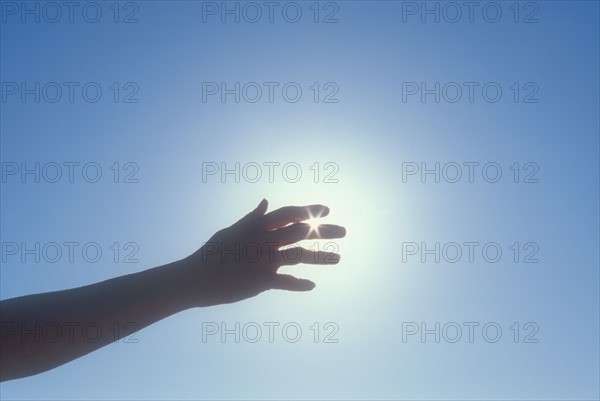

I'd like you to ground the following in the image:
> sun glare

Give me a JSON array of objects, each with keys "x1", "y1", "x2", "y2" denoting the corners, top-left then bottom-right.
[{"x1": 306, "y1": 210, "x2": 324, "y2": 235}]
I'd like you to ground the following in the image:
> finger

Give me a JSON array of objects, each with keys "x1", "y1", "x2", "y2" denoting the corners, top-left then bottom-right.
[
  {"x1": 254, "y1": 198, "x2": 269, "y2": 215},
  {"x1": 233, "y1": 199, "x2": 269, "y2": 227},
  {"x1": 266, "y1": 223, "x2": 346, "y2": 246},
  {"x1": 266, "y1": 274, "x2": 316, "y2": 291},
  {"x1": 263, "y1": 205, "x2": 329, "y2": 230},
  {"x1": 277, "y1": 248, "x2": 341, "y2": 266}
]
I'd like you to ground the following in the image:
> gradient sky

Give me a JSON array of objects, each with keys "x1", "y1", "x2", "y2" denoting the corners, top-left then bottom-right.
[{"x1": 1, "y1": 1, "x2": 599, "y2": 400}]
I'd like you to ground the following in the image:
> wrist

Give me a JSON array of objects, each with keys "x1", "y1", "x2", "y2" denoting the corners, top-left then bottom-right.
[{"x1": 168, "y1": 254, "x2": 214, "y2": 308}]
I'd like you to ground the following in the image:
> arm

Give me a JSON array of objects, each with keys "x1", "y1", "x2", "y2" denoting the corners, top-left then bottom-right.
[{"x1": 0, "y1": 199, "x2": 346, "y2": 381}]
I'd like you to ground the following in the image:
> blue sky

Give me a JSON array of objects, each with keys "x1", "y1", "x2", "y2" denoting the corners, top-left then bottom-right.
[{"x1": 1, "y1": 1, "x2": 599, "y2": 399}]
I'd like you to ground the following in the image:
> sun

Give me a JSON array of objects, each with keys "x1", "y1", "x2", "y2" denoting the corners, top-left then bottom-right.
[
  {"x1": 306, "y1": 209, "x2": 325, "y2": 235},
  {"x1": 307, "y1": 218, "x2": 320, "y2": 231}
]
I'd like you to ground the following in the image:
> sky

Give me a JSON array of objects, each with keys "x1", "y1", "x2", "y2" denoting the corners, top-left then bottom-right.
[{"x1": 1, "y1": 1, "x2": 599, "y2": 400}]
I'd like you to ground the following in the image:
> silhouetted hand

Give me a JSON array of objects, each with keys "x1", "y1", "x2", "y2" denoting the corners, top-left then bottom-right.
[
  {"x1": 187, "y1": 199, "x2": 346, "y2": 305},
  {"x1": 0, "y1": 199, "x2": 346, "y2": 381}
]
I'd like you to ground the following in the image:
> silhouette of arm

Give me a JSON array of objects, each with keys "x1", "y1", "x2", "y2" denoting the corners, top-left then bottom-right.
[{"x1": 0, "y1": 199, "x2": 345, "y2": 381}]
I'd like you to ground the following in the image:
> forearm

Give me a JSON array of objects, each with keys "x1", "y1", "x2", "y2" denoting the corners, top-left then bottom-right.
[
  {"x1": 0, "y1": 257, "x2": 197, "y2": 381},
  {"x1": 0, "y1": 201, "x2": 345, "y2": 382}
]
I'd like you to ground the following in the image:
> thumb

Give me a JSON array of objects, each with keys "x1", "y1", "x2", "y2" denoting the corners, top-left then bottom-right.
[
  {"x1": 234, "y1": 198, "x2": 268, "y2": 228},
  {"x1": 253, "y1": 198, "x2": 268, "y2": 215}
]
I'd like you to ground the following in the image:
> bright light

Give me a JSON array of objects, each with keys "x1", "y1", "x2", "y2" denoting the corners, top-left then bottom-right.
[
  {"x1": 306, "y1": 210, "x2": 324, "y2": 235},
  {"x1": 307, "y1": 218, "x2": 321, "y2": 231}
]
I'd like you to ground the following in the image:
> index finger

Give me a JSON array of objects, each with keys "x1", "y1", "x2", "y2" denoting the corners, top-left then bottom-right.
[{"x1": 263, "y1": 205, "x2": 330, "y2": 230}]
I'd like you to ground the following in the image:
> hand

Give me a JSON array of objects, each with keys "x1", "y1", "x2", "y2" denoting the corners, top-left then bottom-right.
[{"x1": 187, "y1": 199, "x2": 346, "y2": 306}]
